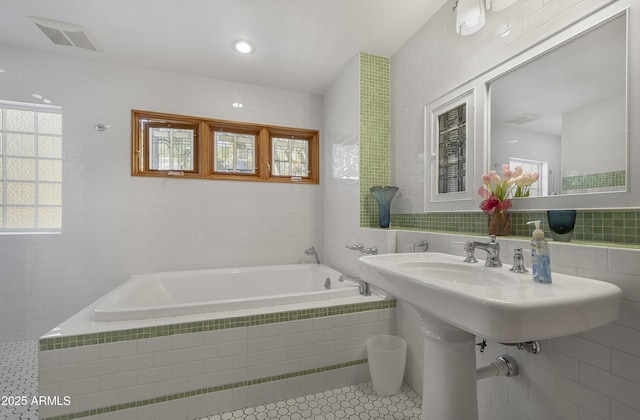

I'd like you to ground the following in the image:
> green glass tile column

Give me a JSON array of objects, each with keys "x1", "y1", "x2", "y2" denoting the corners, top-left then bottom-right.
[{"x1": 360, "y1": 52, "x2": 391, "y2": 228}]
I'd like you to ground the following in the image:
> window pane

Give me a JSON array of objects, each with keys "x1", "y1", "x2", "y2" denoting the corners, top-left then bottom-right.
[
  {"x1": 38, "y1": 160, "x2": 62, "y2": 182},
  {"x1": 149, "y1": 127, "x2": 194, "y2": 171},
  {"x1": 38, "y1": 135, "x2": 62, "y2": 159},
  {"x1": 6, "y1": 157, "x2": 35, "y2": 181},
  {"x1": 6, "y1": 133, "x2": 35, "y2": 157},
  {"x1": 6, "y1": 109, "x2": 34, "y2": 132},
  {"x1": 38, "y1": 207, "x2": 62, "y2": 229},
  {"x1": 38, "y1": 183, "x2": 62, "y2": 205},
  {"x1": 6, "y1": 182, "x2": 35, "y2": 205},
  {"x1": 37, "y1": 112, "x2": 62, "y2": 134},
  {"x1": 214, "y1": 131, "x2": 255, "y2": 174},
  {"x1": 6, "y1": 206, "x2": 35, "y2": 229},
  {"x1": 272, "y1": 138, "x2": 308, "y2": 177}
]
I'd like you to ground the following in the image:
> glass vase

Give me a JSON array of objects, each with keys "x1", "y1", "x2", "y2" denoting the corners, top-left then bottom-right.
[
  {"x1": 488, "y1": 209, "x2": 510, "y2": 236},
  {"x1": 547, "y1": 210, "x2": 577, "y2": 241},
  {"x1": 370, "y1": 186, "x2": 399, "y2": 228}
]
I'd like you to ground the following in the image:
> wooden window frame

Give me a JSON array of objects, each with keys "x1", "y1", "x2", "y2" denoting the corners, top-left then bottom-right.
[
  {"x1": 132, "y1": 110, "x2": 319, "y2": 184},
  {"x1": 131, "y1": 110, "x2": 203, "y2": 179},
  {"x1": 268, "y1": 129, "x2": 319, "y2": 183}
]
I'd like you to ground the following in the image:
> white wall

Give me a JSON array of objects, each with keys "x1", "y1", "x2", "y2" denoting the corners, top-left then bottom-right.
[
  {"x1": 0, "y1": 45, "x2": 324, "y2": 342},
  {"x1": 562, "y1": 96, "x2": 626, "y2": 176},
  {"x1": 322, "y1": 55, "x2": 363, "y2": 276}
]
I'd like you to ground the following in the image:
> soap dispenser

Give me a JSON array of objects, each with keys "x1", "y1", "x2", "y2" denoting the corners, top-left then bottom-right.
[{"x1": 527, "y1": 220, "x2": 552, "y2": 283}]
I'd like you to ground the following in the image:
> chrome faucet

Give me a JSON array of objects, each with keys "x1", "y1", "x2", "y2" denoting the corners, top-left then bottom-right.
[
  {"x1": 339, "y1": 274, "x2": 371, "y2": 296},
  {"x1": 510, "y1": 248, "x2": 528, "y2": 273},
  {"x1": 304, "y1": 246, "x2": 320, "y2": 264},
  {"x1": 464, "y1": 235, "x2": 502, "y2": 267},
  {"x1": 345, "y1": 243, "x2": 378, "y2": 255}
]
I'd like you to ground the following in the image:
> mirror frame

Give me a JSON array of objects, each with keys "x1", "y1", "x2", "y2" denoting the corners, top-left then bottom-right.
[{"x1": 483, "y1": 7, "x2": 631, "y2": 211}]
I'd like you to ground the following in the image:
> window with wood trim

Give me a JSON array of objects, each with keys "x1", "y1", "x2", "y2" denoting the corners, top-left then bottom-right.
[{"x1": 132, "y1": 110, "x2": 319, "y2": 184}]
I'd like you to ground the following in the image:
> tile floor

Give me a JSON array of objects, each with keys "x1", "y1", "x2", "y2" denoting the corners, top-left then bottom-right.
[
  {"x1": 0, "y1": 340, "x2": 39, "y2": 420},
  {"x1": 199, "y1": 383, "x2": 423, "y2": 420},
  {"x1": 0, "y1": 340, "x2": 422, "y2": 420}
]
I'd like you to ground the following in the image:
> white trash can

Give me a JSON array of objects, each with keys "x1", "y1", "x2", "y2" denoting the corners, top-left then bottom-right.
[{"x1": 366, "y1": 334, "x2": 407, "y2": 396}]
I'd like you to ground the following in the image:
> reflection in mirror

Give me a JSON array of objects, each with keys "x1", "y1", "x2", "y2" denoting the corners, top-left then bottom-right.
[{"x1": 489, "y1": 14, "x2": 626, "y2": 197}]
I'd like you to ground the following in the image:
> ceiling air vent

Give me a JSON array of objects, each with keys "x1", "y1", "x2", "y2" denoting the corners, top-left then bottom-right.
[
  {"x1": 30, "y1": 16, "x2": 102, "y2": 52},
  {"x1": 503, "y1": 113, "x2": 541, "y2": 125}
]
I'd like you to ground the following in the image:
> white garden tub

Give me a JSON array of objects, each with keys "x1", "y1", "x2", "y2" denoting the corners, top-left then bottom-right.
[{"x1": 93, "y1": 264, "x2": 357, "y2": 322}]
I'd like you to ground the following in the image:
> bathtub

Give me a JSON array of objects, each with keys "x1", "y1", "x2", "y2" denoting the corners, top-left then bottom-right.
[{"x1": 93, "y1": 264, "x2": 358, "y2": 322}]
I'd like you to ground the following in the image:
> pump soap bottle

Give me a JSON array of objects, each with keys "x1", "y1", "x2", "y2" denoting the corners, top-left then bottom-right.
[{"x1": 527, "y1": 220, "x2": 552, "y2": 283}]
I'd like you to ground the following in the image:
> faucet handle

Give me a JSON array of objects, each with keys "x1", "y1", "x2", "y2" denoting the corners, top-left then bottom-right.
[
  {"x1": 463, "y1": 241, "x2": 478, "y2": 263},
  {"x1": 489, "y1": 235, "x2": 497, "y2": 243},
  {"x1": 510, "y1": 247, "x2": 528, "y2": 273}
]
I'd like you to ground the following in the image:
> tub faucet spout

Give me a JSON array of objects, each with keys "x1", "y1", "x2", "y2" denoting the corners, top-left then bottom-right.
[
  {"x1": 339, "y1": 275, "x2": 371, "y2": 296},
  {"x1": 304, "y1": 246, "x2": 320, "y2": 264}
]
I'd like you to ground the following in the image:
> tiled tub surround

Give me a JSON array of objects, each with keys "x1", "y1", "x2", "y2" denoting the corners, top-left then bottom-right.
[
  {"x1": 390, "y1": 229, "x2": 640, "y2": 420},
  {"x1": 38, "y1": 294, "x2": 395, "y2": 420}
]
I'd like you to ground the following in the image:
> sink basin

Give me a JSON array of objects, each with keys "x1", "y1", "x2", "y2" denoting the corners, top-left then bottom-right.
[{"x1": 359, "y1": 252, "x2": 622, "y2": 343}]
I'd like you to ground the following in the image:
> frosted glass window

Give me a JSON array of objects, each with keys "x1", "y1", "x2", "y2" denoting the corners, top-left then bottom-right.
[
  {"x1": 37, "y1": 207, "x2": 61, "y2": 229},
  {"x1": 6, "y1": 109, "x2": 35, "y2": 132},
  {"x1": 1, "y1": 101, "x2": 62, "y2": 232},
  {"x1": 6, "y1": 157, "x2": 35, "y2": 181},
  {"x1": 7, "y1": 182, "x2": 35, "y2": 205},
  {"x1": 6, "y1": 207, "x2": 35, "y2": 229},
  {"x1": 38, "y1": 136, "x2": 62, "y2": 159},
  {"x1": 6, "y1": 133, "x2": 35, "y2": 157}
]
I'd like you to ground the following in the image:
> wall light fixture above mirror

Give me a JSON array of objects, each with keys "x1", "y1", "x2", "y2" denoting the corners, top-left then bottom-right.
[{"x1": 453, "y1": 0, "x2": 519, "y2": 36}]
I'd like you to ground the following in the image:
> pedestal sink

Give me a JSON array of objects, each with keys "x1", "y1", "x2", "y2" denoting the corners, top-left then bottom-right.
[{"x1": 359, "y1": 252, "x2": 622, "y2": 420}]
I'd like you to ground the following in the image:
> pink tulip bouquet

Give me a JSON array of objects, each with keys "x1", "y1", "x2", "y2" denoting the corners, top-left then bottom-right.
[{"x1": 478, "y1": 164, "x2": 539, "y2": 214}]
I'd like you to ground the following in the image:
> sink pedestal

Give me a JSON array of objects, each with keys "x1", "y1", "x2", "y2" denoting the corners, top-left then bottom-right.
[{"x1": 419, "y1": 310, "x2": 478, "y2": 420}]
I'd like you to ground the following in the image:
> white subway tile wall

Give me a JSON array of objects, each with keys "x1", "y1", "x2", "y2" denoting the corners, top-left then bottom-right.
[{"x1": 0, "y1": 45, "x2": 324, "y2": 342}]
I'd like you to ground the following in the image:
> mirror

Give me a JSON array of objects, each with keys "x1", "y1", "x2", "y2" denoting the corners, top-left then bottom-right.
[{"x1": 489, "y1": 14, "x2": 627, "y2": 198}]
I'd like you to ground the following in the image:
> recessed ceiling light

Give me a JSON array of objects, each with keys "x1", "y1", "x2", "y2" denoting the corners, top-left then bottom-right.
[
  {"x1": 0, "y1": 68, "x2": 6, "y2": 73},
  {"x1": 232, "y1": 102, "x2": 244, "y2": 108},
  {"x1": 43, "y1": 99, "x2": 52, "y2": 104},
  {"x1": 32, "y1": 93, "x2": 43, "y2": 99},
  {"x1": 232, "y1": 39, "x2": 255, "y2": 54}
]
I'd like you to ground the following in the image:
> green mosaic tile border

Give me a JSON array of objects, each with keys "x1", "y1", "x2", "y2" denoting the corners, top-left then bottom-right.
[
  {"x1": 41, "y1": 359, "x2": 369, "y2": 420},
  {"x1": 562, "y1": 170, "x2": 626, "y2": 191},
  {"x1": 391, "y1": 210, "x2": 640, "y2": 245},
  {"x1": 359, "y1": 52, "x2": 391, "y2": 228},
  {"x1": 39, "y1": 300, "x2": 396, "y2": 351}
]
